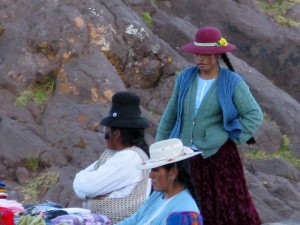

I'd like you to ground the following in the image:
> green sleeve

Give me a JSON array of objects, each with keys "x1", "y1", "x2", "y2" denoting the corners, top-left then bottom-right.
[{"x1": 233, "y1": 80, "x2": 263, "y2": 144}]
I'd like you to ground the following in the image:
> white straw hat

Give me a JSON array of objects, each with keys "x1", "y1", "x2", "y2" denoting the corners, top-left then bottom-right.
[{"x1": 138, "y1": 138, "x2": 202, "y2": 170}]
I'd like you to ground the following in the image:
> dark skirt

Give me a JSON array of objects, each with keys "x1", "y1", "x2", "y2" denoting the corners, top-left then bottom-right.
[{"x1": 190, "y1": 141, "x2": 261, "y2": 225}]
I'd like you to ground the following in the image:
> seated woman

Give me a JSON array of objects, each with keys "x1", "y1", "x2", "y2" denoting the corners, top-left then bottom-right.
[
  {"x1": 116, "y1": 138, "x2": 202, "y2": 225},
  {"x1": 73, "y1": 91, "x2": 151, "y2": 224}
]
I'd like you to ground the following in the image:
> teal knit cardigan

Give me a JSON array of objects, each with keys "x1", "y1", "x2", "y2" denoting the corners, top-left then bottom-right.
[
  {"x1": 169, "y1": 66, "x2": 243, "y2": 140},
  {"x1": 155, "y1": 66, "x2": 263, "y2": 158}
]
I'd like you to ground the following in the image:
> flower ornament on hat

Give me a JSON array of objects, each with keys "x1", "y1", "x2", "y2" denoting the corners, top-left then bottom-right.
[
  {"x1": 100, "y1": 91, "x2": 149, "y2": 128},
  {"x1": 181, "y1": 26, "x2": 236, "y2": 54},
  {"x1": 138, "y1": 138, "x2": 201, "y2": 170}
]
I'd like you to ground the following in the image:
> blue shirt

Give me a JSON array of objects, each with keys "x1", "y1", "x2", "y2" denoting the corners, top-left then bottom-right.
[{"x1": 116, "y1": 189, "x2": 200, "y2": 225}]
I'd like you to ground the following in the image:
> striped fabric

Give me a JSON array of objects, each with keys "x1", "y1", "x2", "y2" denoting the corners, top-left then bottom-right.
[{"x1": 166, "y1": 211, "x2": 203, "y2": 225}]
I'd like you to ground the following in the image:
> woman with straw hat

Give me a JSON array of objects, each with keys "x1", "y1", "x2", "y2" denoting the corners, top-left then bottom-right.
[
  {"x1": 155, "y1": 26, "x2": 263, "y2": 225},
  {"x1": 116, "y1": 138, "x2": 202, "y2": 225}
]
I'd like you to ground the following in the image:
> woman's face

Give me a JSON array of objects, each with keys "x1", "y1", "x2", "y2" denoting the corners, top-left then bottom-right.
[
  {"x1": 103, "y1": 126, "x2": 115, "y2": 149},
  {"x1": 194, "y1": 53, "x2": 219, "y2": 74},
  {"x1": 149, "y1": 166, "x2": 174, "y2": 192}
]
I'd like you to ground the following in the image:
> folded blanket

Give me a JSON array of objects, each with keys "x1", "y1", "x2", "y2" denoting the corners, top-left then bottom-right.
[
  {"x1": 0, "y1": 199, "x2": 24, "y2": 213},
  {"x1": 17, "y1": 215, "x2": 46, "y2": 225},
  {"x1": 51, "y1": 213, "x2": 111, "y2": 225}
]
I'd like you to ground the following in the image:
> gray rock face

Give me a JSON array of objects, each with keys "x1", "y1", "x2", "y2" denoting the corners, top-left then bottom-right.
[
  {"x1": 263, "y1": 221, "x2": 300, "y2": 225},
  {"x1": 0, "y1": 0, "x2": 300, "y2": 223},
  {"x1": 245, "y1": 158, "x2": 300, "y2": 181},
  {"x1": 15, "y1": 167, "x2": 30, "y2": 185},
  {"x1": 286, "y1": 4, "x2": 300, "y2": 22}
]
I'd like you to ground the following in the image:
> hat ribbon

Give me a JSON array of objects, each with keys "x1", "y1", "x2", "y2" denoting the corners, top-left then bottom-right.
[
  {"x1": 194, "y1": 37, "x2": 228, "y2": 47},
  {"x1": 142, "y1": 147, "x2": 195, "y2": 165}
]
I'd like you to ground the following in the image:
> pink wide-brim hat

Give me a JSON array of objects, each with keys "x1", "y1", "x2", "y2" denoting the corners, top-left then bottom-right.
[{"x1": 181, "y1": 26, "x2": 236, "y2": 54}]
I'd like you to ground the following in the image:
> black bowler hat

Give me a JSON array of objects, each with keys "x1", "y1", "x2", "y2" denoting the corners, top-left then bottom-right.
[{"x1": 100, "y1": 91, "x2": 149, "y2": 128}]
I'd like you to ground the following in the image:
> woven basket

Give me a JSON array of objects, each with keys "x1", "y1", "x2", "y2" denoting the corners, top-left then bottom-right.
[{"x1": 84, "y1": 147, "x2": 149, "y2": 224}]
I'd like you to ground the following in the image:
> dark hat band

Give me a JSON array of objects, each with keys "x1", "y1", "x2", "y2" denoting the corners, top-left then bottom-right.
[{"x1": 100, "y1": 91, "x2": 149, "y2": 129}]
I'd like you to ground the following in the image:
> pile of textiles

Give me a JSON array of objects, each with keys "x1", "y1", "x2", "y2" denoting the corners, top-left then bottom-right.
[
  {"x1": 16, "y1": 202, "x2": 65, "y2": 225},
  {"x1": 16, "y1": 202, "x2": 111, "y2": 225},
  {"x1": 51, "y1": 213, "x2": 111, "y2": 225},
  {"x1": 17, "y1": 214, "x2": 46, "y2": 225},
  {"x1": 0, "y1": 199, "x2": 24, "y2": 214},
  {"x1": 0, "y1": 181, "x2": 8, "y2": 199},
  {"x1": 0, "y1": 206, "x2": 14, "y2": 225}
]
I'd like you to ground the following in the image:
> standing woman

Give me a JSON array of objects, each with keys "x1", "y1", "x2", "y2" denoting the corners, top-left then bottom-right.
[{"x1": 155, "y1": 26, "x2": 263, "y2": 225}]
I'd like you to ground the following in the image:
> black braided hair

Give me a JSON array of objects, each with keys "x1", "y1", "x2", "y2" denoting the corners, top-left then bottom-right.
[
  {"x1": 220, "y1": 53, "x2": 256, "y2": 145},
  {"x1": 111, "y1": 127, "x2": 149, "y2": 157},
  {"x1": 221, "y1": 53, "x2": 235, "y2": 72},
  {"x1": 163, "y1": 160, "x2": 201, "y2": 210}
]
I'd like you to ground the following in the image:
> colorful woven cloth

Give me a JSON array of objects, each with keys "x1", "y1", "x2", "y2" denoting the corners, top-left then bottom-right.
[
  {"x1": 51, "y1": 213, "x2": 111, "y2": 225},
  {"x1": 166, "y1": 211, "x2": 203, "y2": 225},
  {"x1": 17, "y1": 215, "x2": 46, "y2": 225},
  {"x1": 0, "y1": 181, "x2": 7, "y2": 199},
  {"x1": 0, "y1": 199, "x2": 24, "y2": 213},
  {"x1": 0, "y1": 181, "x2": 5, "y2": 187}
]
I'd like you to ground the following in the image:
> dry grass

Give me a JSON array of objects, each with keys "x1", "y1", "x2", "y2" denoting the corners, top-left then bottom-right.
[
  {"x1": 244, "y1": 135, "x2": 300, "y2": 170},
  {"x1": 16, "y1": 171, "x2": 59, "y2": 204},
  {"x1": 256, "y1": 0, "x2": 300, "y2": 27}
]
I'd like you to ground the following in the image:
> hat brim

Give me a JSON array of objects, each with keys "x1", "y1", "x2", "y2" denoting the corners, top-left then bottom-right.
[
  {"x1": 100, "y1": 117, "x2": 149, "y2": 128},
  {"x1": 137, "y1": 151, "x2": 202, "y2": 170},
  {"x1": 181, "y1": 42, "x2": 236, "y2": 54}
]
